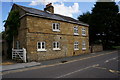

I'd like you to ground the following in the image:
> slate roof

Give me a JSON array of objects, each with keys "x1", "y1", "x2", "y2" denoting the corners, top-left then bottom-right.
[{"x1": 16, "y1": 4, "x2": 89, "y2": 26}]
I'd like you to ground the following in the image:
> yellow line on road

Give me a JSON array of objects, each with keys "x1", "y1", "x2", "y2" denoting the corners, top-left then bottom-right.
[
  {"x1": 109, "y1": 69, "x2": 120, "y2": 73},
  {"x1": 2, "y1": 51, "x2": 117, "y2": 75},
  {"x1": 62, "y1": 51, "x2": 117, "y2": 64},
  {"x1": 92, "y1": 63, "x2": 120, "y2": 74}
]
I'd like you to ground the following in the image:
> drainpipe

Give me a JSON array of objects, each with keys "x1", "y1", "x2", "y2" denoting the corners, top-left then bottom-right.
[{"x1": 13, "y1": 36, "x2": 14, "y2": 49}]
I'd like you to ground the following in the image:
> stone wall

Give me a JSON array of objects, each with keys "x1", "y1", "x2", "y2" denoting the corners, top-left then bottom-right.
[
  {"x1": 24, "y1": 16, "x2": 89, "y2": 61},
  {"x1": 4, "y1": 4, "x2": 90, "y2": 62},
  {"x1": 90, "y1": 44, "x2": 103, "y2": 53}
]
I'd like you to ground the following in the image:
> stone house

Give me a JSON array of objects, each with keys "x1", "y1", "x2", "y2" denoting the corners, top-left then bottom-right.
[{"x1": 5, "y1": 3, "x2": 89, "y2": 61}]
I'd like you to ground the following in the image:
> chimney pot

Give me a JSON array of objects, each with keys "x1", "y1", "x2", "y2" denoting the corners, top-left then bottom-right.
[
  {"x1": 44, "y1": 3, "x2": 54, "y2": 13},
  {"x1": 46, "y1": 3, "x2": 52, "y2": 7}
]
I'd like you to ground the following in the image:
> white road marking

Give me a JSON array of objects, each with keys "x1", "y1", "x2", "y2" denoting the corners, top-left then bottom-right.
[
  {"x1": 56, "y1": 64, "x2": 99, "y2": 78},
  {"x1": 105, "y1": 57, "x2": 118, "y2": 63}
]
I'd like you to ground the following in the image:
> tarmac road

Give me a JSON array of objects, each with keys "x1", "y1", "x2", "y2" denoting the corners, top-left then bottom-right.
[{"x1": 2, "y1": 50, "x2": 119, "y2": 79}]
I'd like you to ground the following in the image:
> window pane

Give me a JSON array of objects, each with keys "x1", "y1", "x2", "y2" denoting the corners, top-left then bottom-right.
[
  {"x1": 57, "y1": 24, "x2": 59, "y2": 30},
  {"x1": 57, "y1": 42, "x2": 59, "y2": 48},
  {"x1": 74, "y1": 41, "x2": 79, "y2": 49},
  {"x1": 82, "y1": 31, "x2": 85, "y2": 34},
  {"x1": 38, "y1": 42, "x2": 41, "y2": 49},
  {"x1": 53, "y1": 42, "x2": 56, "y2": 48},
  {"x1": 76, "y1": 30, "x2": 78, "y2": 33},
  {"x1": 82, "y1": 41, "x2": 86, "y2": 48},
  {"x1": 42, "y1": 42, "x2": 45, "y2": 49},
  {"x1": 75, "y1": 45, "x2": 77, "y2": 49},
  {"x1": 77, "y1": 45, "x2": 79, "y2": 48},
  {"x1": 56, "y1": 26, "x2": 59, "y2": 30},
  {"x1": 53, "y1": 24, "x2": 55, "y2": 29},
  {"x1": 74, "y1": 27, "x2": 78, "y2": 34},
  {"x1": 82, "y1": 28, "x2": 86, "y2": 35}
]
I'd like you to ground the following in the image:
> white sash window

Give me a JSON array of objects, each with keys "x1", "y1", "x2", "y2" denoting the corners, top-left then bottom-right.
[
  {"x1": 53, "y1": 42, "x2": 61, "y2": 50},
  {"x1": 37, "y1": 42, "x2": 46, "y2": 51},
  {"x1": 52, "y1": 23, "x2": 60, "y2": 32},
  {"x1": 74, "y1": 41, "x2": 79, "y2": 50}
]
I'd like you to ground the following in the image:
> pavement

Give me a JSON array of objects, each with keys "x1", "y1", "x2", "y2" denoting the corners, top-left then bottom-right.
[
  {"x1": 0, "y1": 50, "x2": 117, "y2": 73},
  {"x1": 1, "y1": 62, "x2": 41, "y2": 72}
]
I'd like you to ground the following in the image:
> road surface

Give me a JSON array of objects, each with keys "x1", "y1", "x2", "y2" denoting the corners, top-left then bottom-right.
[{"x1": 2, "y1": 50, "x2": 120, "y2": 79}]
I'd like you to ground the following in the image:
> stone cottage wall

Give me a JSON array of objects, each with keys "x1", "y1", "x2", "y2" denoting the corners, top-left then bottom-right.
[{"x1": 25, "y1": 16, "x2": 89, "y2": 61}]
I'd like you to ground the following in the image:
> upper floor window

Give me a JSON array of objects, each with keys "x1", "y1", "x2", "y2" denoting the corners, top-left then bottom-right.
[
  {"x1": 53, "y1": 42, "x2": 61, "y2": 50},
  {"x1": 82, "y1": 28, "x2": 86, "y2": 36},
  {"x1": 74, "y1": 26, "x2": 79, "y2": 35},
  {"x1": 82, "y1": 40, "x2": 86, "y2": 50},
  {"x1": 52, "y1": 23, "x2": 60, "y2": 32},
  {"x1": 37, "y1": 42, "x2": 46, "y2": 51},
  {"x1": 74, "y1": 41, "x2": 79, "y2": 50}
]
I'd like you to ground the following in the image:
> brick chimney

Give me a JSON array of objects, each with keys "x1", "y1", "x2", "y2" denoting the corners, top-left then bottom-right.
[{"x1": 44, "y1": 3, "x2": 54, "y2": 13}]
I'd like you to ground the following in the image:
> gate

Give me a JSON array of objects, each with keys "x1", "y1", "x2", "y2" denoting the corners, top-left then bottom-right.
[{"x1": 12, "y1": 48, "x2": 27, "y2": 62}]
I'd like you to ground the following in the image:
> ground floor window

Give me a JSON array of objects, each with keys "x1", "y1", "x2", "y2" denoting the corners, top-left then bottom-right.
[
  {"x1": 74, "y1": 41, "x2": 79, "y2": 50},
  {"x1": 37, "y1": 42, "x2": 46, "y2": 51},
  {"x1": 82, "y1": 40, "x2": 86, "y2": 50},
  {"x1": 53, "y1": 42, "x2": 61, "y2": 50}
]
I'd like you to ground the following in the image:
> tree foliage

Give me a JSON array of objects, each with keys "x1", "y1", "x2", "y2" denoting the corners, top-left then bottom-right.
[
  {"x1": 3, "y1": 10, "x2": 20, "y2": 58},
  {"x1": 4, "y1": 10, "x2": 20, "y2": 41},
  {"x1": 78, "y1": 11, "x2": 91, "y2": 24},
  {"x1": 78, "y1": 1, "x2": 120, "y2": 49}
]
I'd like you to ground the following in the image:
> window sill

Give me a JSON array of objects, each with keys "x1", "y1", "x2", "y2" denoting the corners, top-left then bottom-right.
[
  {"x1": 82, "y1": 34, "x2": 86, "y2": 36},
  {"x1": 74, "y1": 49, "x2": 79, "y2": 50},
  {"x1": 74, "y1": 33, "x2": 79, "y2": 36},
  {"x1": 82, "y1": 48, "x2": 86, "y2": 50},
  {"x1": 53, "y1": 48, "x2": 61, "y2": 51},
  {"x1": 53, "y1": 30, "x2": 60, "y2": 32},
  {"x1": 37, "y1": 49, "x2": 47, "y2": 52}
]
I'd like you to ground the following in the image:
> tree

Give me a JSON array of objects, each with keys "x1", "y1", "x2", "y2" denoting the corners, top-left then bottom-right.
[
  {"x1": 78, "y1": 0, "x2": 119, "y2": 49},
  {"x1": 113, "y1": 13, "x2": 120, "y2": 46},
  {"x1": 3, "y1": 10, "x2": 20, "y2": 58},
  {"x1": 78, "y1": 11, "x2": 91, "y2": 24},
  {"x1": 89, "y1": 1, "x2": 119, "y2": 49}
]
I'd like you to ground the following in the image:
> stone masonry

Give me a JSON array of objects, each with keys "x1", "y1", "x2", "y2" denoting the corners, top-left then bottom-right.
[{"x1": 5, "y1": 4, "x2": 90, "y2": 62}]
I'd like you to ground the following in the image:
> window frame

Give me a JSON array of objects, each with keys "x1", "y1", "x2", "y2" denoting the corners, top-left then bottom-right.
[
  {"x1": 82, "y1": 28, "x2": 86, "y2": 36},
  {"x1": 82, "y1": 40, "x2": 86, "y2": 50},
  {"x1": 52, "y1": 23, "x2": 60, "y2": 32},
  {"x1": 74, "y1": 26, "x2": 79, "y2": 35},
  {"x1": 37, "y1": 42, "x2": 46, "y2": 51},
  {"x1": 53, "y1": 42, "x2": 61, "y2": 50},
  {"x1": 74, "y1": 41, "x2": 79, "y2": 50}
]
